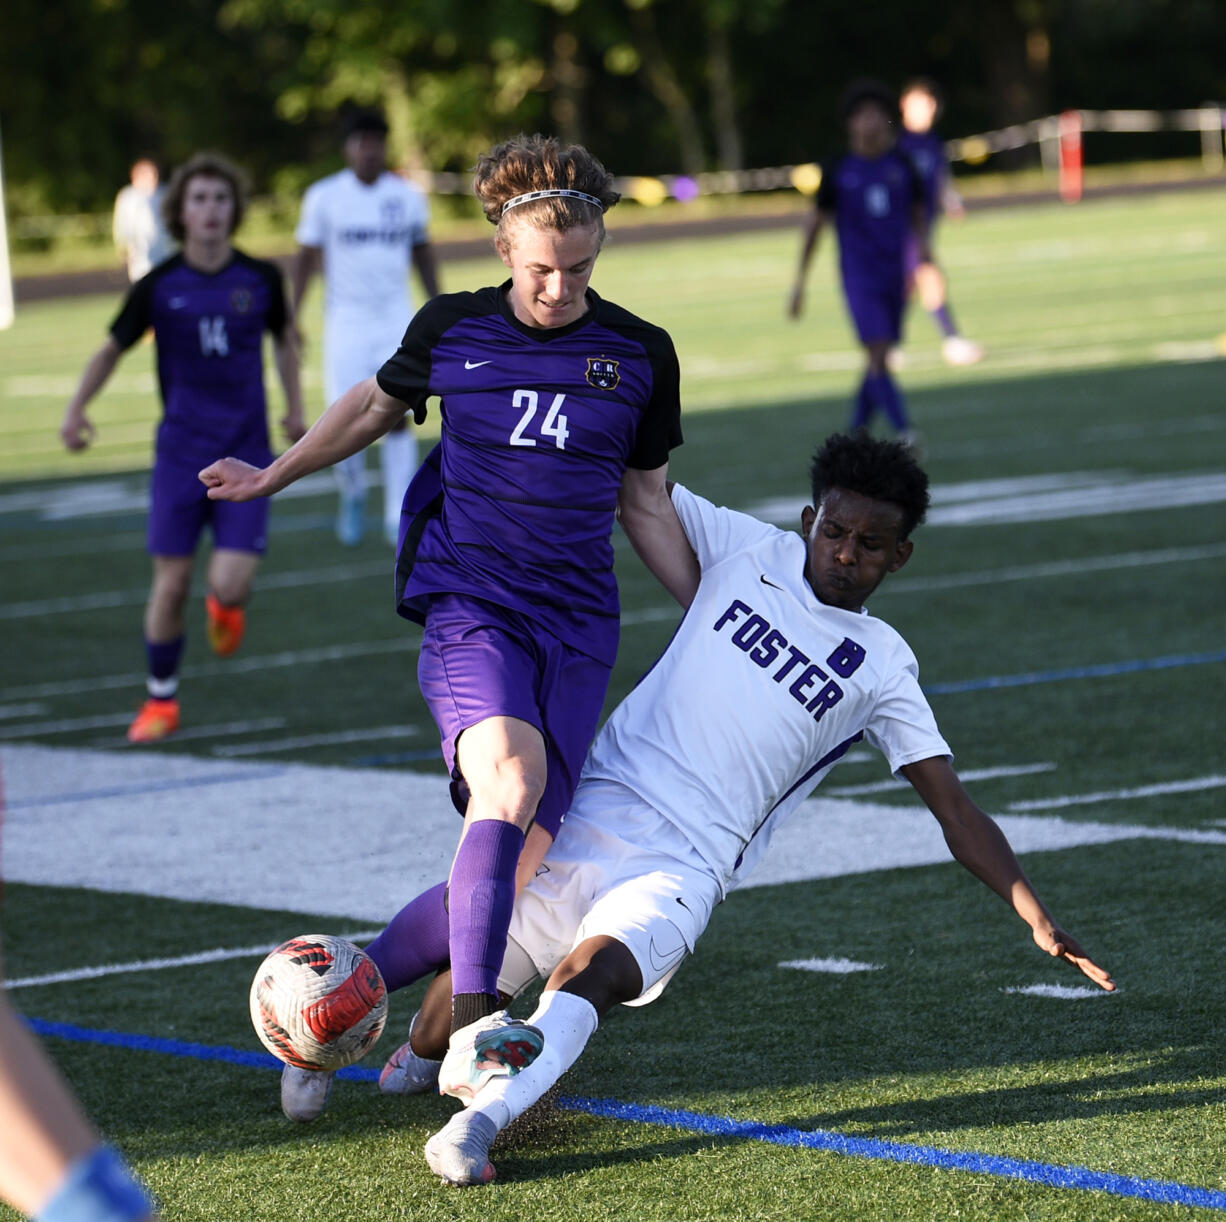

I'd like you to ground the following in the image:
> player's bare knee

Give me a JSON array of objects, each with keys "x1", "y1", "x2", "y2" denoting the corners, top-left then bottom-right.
[{"x1": 469, "y1": 756, "x2": 546, "y2": 825}]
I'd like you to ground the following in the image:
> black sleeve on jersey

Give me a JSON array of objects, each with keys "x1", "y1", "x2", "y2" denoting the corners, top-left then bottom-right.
[
  {"x1": 902, "y1": 152, "x2": 925, "y2": 205},
  {"x1": 815, "y1": 159, "x2": 838, "y2": 214},
  {"x1": 250, "y1": 255, "x2": 289, "y2": 337},
  {"x1": 626, "y1": 324, "x2": 683, "y2": 470},
  {"x1": 108, "y1": 269, "x2": 159, "y2": 351},
  {"x1": 376, "y1": 290, "x2": 497, "y2": 426}
]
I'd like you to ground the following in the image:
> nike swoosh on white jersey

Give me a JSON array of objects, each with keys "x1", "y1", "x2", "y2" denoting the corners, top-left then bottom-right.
[
  {"x1": 464, "y1": 359, "x2": 492, "y2": 369},
  {"x1": 760, "y1": 574, "x2": 784, "y2": 590}
]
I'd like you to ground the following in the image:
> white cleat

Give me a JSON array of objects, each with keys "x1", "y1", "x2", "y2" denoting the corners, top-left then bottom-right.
[
  {"x1": 942, "y1": 335, "x2": 985, "y2": 366},
  {"x1": 378, "y1": 1036, "x2": 441, "y2": 1095},
  {"x1": 437, "y1": 1010, "x2": 543, "y2": 1103},
  {"x1": 424, "y1": 1110, "x2": 499, "y2": 1187},
  {"x1": 280, "y1": 1065, "x2": 335, "y2": 1122}
]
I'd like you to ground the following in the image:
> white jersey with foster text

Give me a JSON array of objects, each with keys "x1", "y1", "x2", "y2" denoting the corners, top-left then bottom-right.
[
  {"x1": 581, "y1": 484, "x2": 951, "y2": 894},
  {"x1": 295, "y1": 169, "x2": 431, "y2": 319}
]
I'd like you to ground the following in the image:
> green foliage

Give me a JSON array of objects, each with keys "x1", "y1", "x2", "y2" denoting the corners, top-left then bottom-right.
[{"x1": 4, "y1": 0, "x2": 1226, "y2": 214}]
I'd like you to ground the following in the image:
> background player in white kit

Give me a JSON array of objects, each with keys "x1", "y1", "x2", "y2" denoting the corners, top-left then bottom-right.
[
  {"x1": 363, "y1": 432, "x2": 1114, "y2": 1185},
  {"x1": 292, "y1": 110, "x2": 441, "y2": 545}
]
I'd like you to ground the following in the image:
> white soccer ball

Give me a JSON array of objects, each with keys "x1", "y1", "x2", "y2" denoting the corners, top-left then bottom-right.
[{"x1": 249, "y1": 934, "x2": 388, "y2": 1071}]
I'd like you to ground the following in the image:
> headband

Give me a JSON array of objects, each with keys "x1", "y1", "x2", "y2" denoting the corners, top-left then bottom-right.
[{"x1": 500, "y1": 188, "x2": 605, "y2": 216}]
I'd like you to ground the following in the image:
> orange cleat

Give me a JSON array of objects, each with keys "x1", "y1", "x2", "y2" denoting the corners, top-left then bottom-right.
[
  {"x1": 127, "y1": 697, "x2": 180, "y2": 743},
  {"x1": 206, "y1": 594, "x2": 246, "y2": 657}
]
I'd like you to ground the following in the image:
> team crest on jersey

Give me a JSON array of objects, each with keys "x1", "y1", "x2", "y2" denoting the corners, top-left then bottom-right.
[
  {"x1": 586, "y1": 358, "x2": 620, "y2": 390},
  {"x1": 230, "y1": 288, "x2": 252, "y2": 314}
]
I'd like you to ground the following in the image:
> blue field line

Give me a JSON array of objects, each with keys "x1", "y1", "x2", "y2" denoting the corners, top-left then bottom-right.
[
  {"x1": 924, "y1": 648, "x2": 1226, "y2": 696},
  {"x1": 557, "y1": 1096, "x2": 1226, "y2": 1211},
  {"x1": 3, "y1": 765, "x2": 288, "y2": 811},
  {"x1": 22, "y1": 1018, "x2": 1226, "y2": 1209}
]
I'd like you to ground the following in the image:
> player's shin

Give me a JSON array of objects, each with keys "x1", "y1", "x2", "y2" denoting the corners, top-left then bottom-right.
[{"x1": 466, "y1": 989, "x2": 599, "y2": 1132}]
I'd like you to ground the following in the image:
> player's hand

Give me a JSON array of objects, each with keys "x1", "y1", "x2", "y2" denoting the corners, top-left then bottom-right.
[
  {"x1": 281, "y1": 410, "x2": 308, "y2": 443},
  {"x1": 59, "y1": 410, "x2": 96, "y2": 452},
  {"x1": 787, "y1": 284, "x2": 805, "y2": 319},
  {"x1": 198, "y1": 456, "x2": 268, "y2": 501},
  {"x1": 1033, "y1": 924, "x2": 1116, "y2": 991}
]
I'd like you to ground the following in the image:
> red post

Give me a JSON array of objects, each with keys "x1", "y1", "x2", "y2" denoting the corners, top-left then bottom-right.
[{"x1": 1058, "y1": 110, "x2": 1083, "y2": 203}]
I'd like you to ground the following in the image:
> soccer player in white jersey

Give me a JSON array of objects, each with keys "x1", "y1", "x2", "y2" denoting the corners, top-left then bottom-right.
[
  {"x1": 292, "y1": 110, "x2": 441, "y2": 545},
  {"x1": 281, "y1": 432, "x2": 1115, "y2": 1184}
]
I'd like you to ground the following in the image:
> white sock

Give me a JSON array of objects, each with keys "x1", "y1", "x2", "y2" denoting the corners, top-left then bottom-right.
[
  {"x1": 469, "y1": 990, "x2": 599, "y2": 1133},
  {"x1": 334, "y1": 452, "x2": 367, "y2": 500},
  {"x1": 379, "y1": 428, "x2": 418, "y2": 534}
]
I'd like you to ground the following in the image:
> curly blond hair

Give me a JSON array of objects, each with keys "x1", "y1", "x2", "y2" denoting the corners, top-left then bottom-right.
[{"x1": 474, "y1": 134, "x2": 620, "y2": 251}]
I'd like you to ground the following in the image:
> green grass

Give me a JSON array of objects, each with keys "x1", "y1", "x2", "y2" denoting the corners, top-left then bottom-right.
[{"x1": 1, "y1": 186, "x2": 1225, "y2": 1219}]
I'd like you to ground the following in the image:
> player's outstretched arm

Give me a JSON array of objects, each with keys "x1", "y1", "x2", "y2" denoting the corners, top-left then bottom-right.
[
  {"x1": 901, "y1": 755, "x2": 1116, "y2": 992},
  {"x1": 199, "y1": 377, "x2": 410, "y2": 501},
  {"x1": 617, "y1": 466, "x2": 700, "y2": 608},
  {"x1": 60, "y1": 338, "x2": 123, "y2": 452}
]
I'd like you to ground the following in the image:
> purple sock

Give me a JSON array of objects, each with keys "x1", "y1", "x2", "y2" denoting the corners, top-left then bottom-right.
[
  {"x1": 849, "y1": 376, "x2": 875, "y2": 430},
  {"x1": 447, "y1": 820, "x2": 524, "y2": 999},
  {"x1": 146, "y1": 636, "x2": 184, "y2": 698},
  {"x1": 932, "y1": 304, "x2": 958, "y2": 338},
  {"x1": 867, "y1": 372, "x2": 911, "y2": 432},
  {"x1": 364, "y1": 881, "x2": 450, "y2": 993}
]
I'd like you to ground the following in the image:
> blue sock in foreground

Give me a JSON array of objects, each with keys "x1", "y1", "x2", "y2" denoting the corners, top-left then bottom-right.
[{"x1": 447, "y1": 820, "x2": 525, "y2": 1027}]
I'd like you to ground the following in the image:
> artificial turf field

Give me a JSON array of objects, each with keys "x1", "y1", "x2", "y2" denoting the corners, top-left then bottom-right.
[{"x1": 1, "y1": 187, "x2": 1225, "y2": 1219}]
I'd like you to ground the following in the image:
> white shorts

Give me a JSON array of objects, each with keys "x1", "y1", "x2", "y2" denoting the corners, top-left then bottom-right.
[
  {"x1": 323, "y1": 308, "x2": 411, "y2": 404},
  {"x1": 499, "y1": 779, "x2": 721, "y2": 1007}
]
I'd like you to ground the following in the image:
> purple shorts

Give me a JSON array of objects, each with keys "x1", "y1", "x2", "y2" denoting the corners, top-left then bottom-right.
[
  {"x1": 418, "y1": 592, "x2": 612, "y2": 840},
  {"x1": 843, "y1": 280, "x2": 905, "y2": 346},
  {"x1": 148, "y1": 459, "x2": 269, "y2": 557}
]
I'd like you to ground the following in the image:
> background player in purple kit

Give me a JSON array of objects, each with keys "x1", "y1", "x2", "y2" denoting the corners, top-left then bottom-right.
[
  {"x1": 788, "y1": 79, "x2": 928, "y2": 450},
  {"x1": 60, "y1": 152, "x2": 305, "y2": 744},
  {"x1": 199, "y1": 133, "x2": 697, "y2": 1104},
  {"x1": 898, "y1": 77, "x2": 984, "y2": 367}
]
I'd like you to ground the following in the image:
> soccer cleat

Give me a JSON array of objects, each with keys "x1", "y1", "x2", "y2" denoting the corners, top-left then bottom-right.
[
  {"x1": 205, "y1": 594, "x2": 246, "y2": 657},
  {"x1": 127, "y1": 697, "x2": 180, "y2": 743},
  {"x1": 424, "y1": 1110, "x2": 499, "y2": 1187},
  {"x1": 379, "y1": 1036, "x2": 441, "y2": 1095},
  {"x1": 336, "y1": 492, "x2": 366, "y2": 547},
  {"x1": 437, "y1": 1011, "x2": 544, "y2": 1103},
  {"x1": 280, "y1": 1065, "x2": 334, "y2": 1123},
  {"x1": 898, "y1": 430, "x2": 927, "y2": 461},
  {"x1": 941, "y1": 335, "x2": 985, "y2": 367}
]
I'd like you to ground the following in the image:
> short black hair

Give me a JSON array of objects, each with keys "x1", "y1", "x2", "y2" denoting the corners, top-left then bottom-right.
[
  {"x1": 809, "y1": 433, "x2": 930, "y2": 539},
  {"x1": 838, "y1": 77, "x2": 900, "y2": 125},
  {"x1": 346, "y1": 109, "x2": 389, "y2": 137}
]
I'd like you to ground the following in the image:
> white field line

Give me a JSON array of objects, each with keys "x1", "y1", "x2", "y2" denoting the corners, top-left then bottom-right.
[
  {"x1": 2, "y1": 537, "x2": 1217, "y2": 705},
  {"x1": 780, "y1": 957, "x2": 883, "y2": 974},
  {"x1": 2, "y1": 931, "x2": 384, "y2": 991},
  {"x1": 212, "y1": 725, "x2": 419, "y2": 758},
  {"x1": 0, "y1": 560, "x2": 389, "y2": 621},
  {"x1": 0, "y1": 637, "x2": 415, "y2": 702},
  {"x1": 0, "y1": 713, "x2": 135, "y2": 739},
  {"x1": 827, "y1": 763, "x2": 1056, "y2": 799},
  {"x1": 1004, "y1": 985, "x2": 1113, "y2": 1000},
  {"x1": 0, "y1": 703, "x2": 48, "y2": 720},
  {"x1": 111, "y1": 718, "x2": 287, "y2": 746},
  {"x1": 1008, "y1": 775, "x2": 1226, "y2": 813}
]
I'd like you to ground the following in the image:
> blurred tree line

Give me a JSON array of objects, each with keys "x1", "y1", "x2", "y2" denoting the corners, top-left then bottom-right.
[{"x1": 2, "y1": 0, "x2": 1224, "y2": 214}]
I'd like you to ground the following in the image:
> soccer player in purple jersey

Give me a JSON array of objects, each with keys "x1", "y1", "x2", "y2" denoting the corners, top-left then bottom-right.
[
  {"x1": 199, "y1": 134, "x2": 698, "y2": 1103},
  {"x1": 61, "y1": 154, "x2": 305, "y2": 745},
  {"x1": 789, "y1": 79, "x2": 928, "y2": 450},
  {"x1": 898, "y1": 77, "x2": 984, "y2": 367}
]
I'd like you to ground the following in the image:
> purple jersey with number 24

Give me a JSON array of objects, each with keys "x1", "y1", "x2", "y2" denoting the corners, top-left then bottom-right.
[{"x1": 377, "y1": 282, "x2": 683, "y2": 667}]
